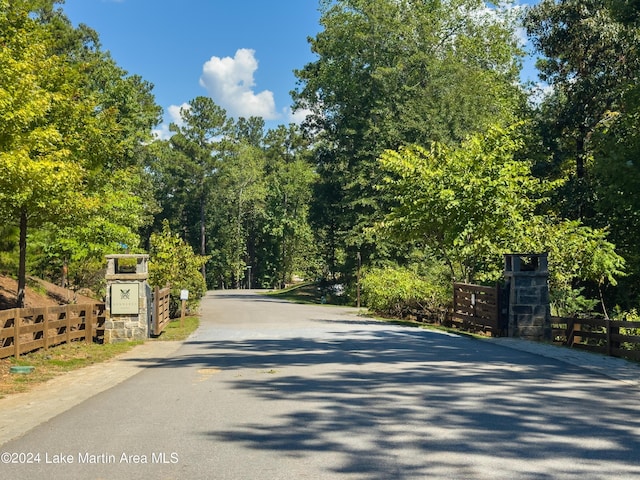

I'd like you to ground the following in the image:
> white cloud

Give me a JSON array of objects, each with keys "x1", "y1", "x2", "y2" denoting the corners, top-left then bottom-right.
[
  {"x1": 152, "y1": 102, "x2": 190, "y2": 140},
  {"x1": 167, "y1": 103, "x2": 190, "y2": 126},
  {"x1": 152, "y1": 124, "x2": 171, "y2": 141},
  {"x1": 199, "y1": 48, "x2": 278, "y2": 120},
  {"x1": 284, "y1": 106, "x2": 312, "y2": 125}
]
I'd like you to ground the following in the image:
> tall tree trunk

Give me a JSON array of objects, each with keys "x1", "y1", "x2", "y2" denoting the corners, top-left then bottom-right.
[
  {"x1": 237, "y1": 190, "x2": 243, "y2": 289},
  {"x1": 17, "y1": 208, "x2": 27, "y2": 308},
  {"x1": 200, "y1": 195, "x2": 206, "y2": 281},
  {"x1": 280, "y1": 192, "x2": 288, "y2": 289}
]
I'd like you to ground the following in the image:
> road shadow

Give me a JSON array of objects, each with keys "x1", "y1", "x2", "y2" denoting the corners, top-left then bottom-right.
[{"x1": 129, "y1": 322, "x2": 640, "y2": 479}]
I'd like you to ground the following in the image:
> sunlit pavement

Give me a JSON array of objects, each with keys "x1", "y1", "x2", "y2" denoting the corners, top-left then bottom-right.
[{"x1": 2, "y1": 290, "x2": 640, "y2": 479}]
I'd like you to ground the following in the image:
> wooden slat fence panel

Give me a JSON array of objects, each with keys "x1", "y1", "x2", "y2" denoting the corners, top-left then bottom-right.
[
  {"x1": 551, "y1": 316, "x2": 640, "y2": 361},
  {"x1": 152, "y1": 286, "x2": 171, "y2": 336},
  {"x1": 450, "y1": 283, "x2": 504, "y2": 336},
  {"x1": 0, "y1": 303, "x2": 105, "y2": 359}
]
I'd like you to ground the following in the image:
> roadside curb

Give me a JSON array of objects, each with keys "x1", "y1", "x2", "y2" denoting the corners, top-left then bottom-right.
[{"x1": 0, "y1": 340, "x2": 183, "y2": 446}]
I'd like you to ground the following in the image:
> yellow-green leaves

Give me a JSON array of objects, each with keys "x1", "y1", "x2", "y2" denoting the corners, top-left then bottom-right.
[
  {"x1": 377, "y1": 122, "x2": 626, "y2": 315},
  {"x1": 149, "y1": 221, "x2": 209, "y2": 309}
]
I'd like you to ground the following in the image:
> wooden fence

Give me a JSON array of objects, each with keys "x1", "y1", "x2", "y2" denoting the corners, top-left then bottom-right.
[
  {"x1": 552, "y1": 316, "x2": 640, "y2": 361},
  {"x1": 0, "y1": 303, "x2": 106, "y2": 359},
  {"x1": 448, "y1": 283, "x2": 504, "y2": 337},
  {"x1": 152, "y1": 286, "x2": 171, "y2": 336}
]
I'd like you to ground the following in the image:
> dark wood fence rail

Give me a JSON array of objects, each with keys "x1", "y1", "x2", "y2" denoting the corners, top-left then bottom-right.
[
  {"x1": 0, "y1": 303, "x2": 106, "y2": 359},
  {"x1": 552, "y1": 316, "x2": 640, "y2": 361},
  {"x1": 448, "y1": 283, "x2": 504, "y2": 337}
]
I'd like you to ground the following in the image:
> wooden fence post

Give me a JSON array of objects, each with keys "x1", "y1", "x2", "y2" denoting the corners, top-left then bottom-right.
[
  {"x1": 566, "y1": 318, "x2": 574, "y2": 347},
  {"x1": 153, "y1": 286, "x2": 159, "y2": 337},
  {"x1": 85, "y1": 306, "x2": 94, "y2": 344},
  {"x1": 44, "y1": 306, "x2": 50, "y2": 350},
  {"x1": 65, "y1": 305, "x2": 71, "y2": 345},
  {"x1": 13, "y1": 314, "x2": 20, "y2": 358}
]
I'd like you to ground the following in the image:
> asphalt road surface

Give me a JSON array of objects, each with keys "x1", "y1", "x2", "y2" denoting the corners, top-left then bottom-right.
[{"x1": 2, "y1": 290, "x2": 640, "y2": 479}]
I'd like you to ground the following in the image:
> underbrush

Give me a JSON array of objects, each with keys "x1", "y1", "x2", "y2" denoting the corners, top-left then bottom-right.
[{"x1": 361, "y1": 265, "x2": 450, "y2": 321}]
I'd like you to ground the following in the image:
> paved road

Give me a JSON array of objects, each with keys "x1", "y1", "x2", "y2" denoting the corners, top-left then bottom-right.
[{"x1": 2, "y1": 290, "x2": 640, "y2": 479}]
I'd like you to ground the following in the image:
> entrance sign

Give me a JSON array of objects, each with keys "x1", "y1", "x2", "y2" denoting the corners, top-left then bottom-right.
[
  {"x1": 104, "y1": 254, "x2": 150, "y2": 343},
  {"x1": 111, "y1": 282, "x2": 140, "y2": 315}
]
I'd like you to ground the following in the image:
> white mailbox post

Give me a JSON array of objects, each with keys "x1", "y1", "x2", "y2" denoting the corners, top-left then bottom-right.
[{"x1": 179, "y1": 289, "x2": 189, "y2": 327}]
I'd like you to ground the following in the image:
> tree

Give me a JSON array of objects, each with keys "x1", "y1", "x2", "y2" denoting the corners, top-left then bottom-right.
[
  {"x1": 377, "y1": 124, "x2": 552, "y2": 283},
  {"x1": 607, "y1": 0, "x2": 640, "y2": 24},
  {"x1": 1, "y1": 1, "x2": 162, "y2": 304},
  {"x1": 35, "y1": 168, "x2": 153, "y2": 291},
  {"x1": 524, "y1": 0, "x2": 640, "y2": 213},
  {"x1": 165, "y1": 97, "x2": 232, "y2": 280},
  {"x1": 376, "y1": 124, "x2": 625, "y2": 314},
  {"x1": 149, "y1": 221, "x2": 208, "y2": 313},
  {"x1": 293, "y1": 0, "x2": 526, "y2": 279},
  {"x1": 0, "y1": 1, "x2": 97, "y2": 306},
  {"x1": 524, "y1": 0, "x2": 640, "y2": 308},
  {"x1": 214, "y1": 142, "x2": 267, "y2": 287},
  {"x1": 260, "y1": 125, "x2": 317, "y2": 287}
]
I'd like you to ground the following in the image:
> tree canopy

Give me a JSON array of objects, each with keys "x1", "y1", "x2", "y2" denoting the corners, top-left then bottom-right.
[
  {"x1": 294, "y1": 0, "x2": 527, "y2": 278},
  {"x1": 1, "y1": 0, "x2": 639, "y2": 319}
]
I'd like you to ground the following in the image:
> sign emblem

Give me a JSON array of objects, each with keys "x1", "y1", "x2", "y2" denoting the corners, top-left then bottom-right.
[{"x1": 111, "y1": 283, "x2": 139, "y2": 315}]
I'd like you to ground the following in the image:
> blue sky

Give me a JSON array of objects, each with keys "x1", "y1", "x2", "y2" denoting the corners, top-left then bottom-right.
[
  {"x1": 61, "y1": 0, "x2": 539, "y2": 138},
  {"x1": 61, "y1": 0, "x2": 323, "y2": 136}
]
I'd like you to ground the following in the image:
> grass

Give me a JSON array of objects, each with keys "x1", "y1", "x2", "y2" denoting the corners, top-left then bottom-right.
[
  {"x1": 0, "y1": 316, "x2": 199, "y2": 399},
  {"x1": 265, "y1": 282, "x2": 351, "y2": 306},
  {"x1": 0, "y1": 341, "x2": 141, "y2": 398},
  {"x1": 152, "y1": 316, "x2": 199, "y2": 341},
  {"x1": 264, "y1": 282, "x2": 322, "y2": 303}
]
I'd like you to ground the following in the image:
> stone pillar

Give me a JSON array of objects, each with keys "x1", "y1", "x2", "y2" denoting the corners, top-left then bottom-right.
[
  {"x1": 503, "y1": 253, "x2": 551, "y2": 341},
  {"x1": 104, "y1": 254, "x2": 151, "y2": 343}
]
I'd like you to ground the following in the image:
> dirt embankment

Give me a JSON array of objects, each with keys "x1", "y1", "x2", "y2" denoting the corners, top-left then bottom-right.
[{"x1": 0, "y1": 275, "x2": 97, "y2": 310}]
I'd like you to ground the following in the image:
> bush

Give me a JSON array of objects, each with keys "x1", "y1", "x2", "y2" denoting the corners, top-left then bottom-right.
[
  {"x1": 148, "y1": 221, "x2": 209, "y2": 314},
  {"x1": 361, "y1": 265, "x2": 449, "y2": 319}
]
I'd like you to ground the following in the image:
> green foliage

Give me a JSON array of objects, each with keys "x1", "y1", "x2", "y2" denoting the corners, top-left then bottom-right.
[
  {"x1": 524, "y1": 0, "x2": 640, "y2": 311},
  {"x1": 294, "y1": 0, "x2": 526, "y2": 279},
  {"x1": 259, "y1": 125, "x2": 318, "y2": 287},
  {"x1": 29, "y1": 167, "x2": 151, "y2": 292},
  {"x1": 541, "y1": 220, "x2": 625, "y2": 316},
  {"x1": 0, "y1": 1, "x2": 160, "y2": 303},
  {"x1": 361, "y1": 264, "x2": 449, "y2": 319},
  {"x1": 377, "y1": 124, "x2": 554, "y2": 283},
  {"x1": 148, "y1": 221, "x2": 208, "y2": 311},
  {"x1": 149, "y1": 114, "x2": 318, "y2": 290},
  {"x1": 0, "y1": 225, "x2": 19, "y2": 274},
  {"x1": 376, "y1": 124, "x2": 626, "y2": 315},
  {"x1": 152, "y1": 97, "x2": 231, "y2": 282},
  {"x1": 611, "y1": 307, "x2": 640, "y2": 351},
  {"x1": 524, "y1": 0, "x2": 640, "y2": 218}
]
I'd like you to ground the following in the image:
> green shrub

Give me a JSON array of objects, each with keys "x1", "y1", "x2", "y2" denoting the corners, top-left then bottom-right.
[
  {"x1": 361, "y1": 265, "x2": 449, "y2": 319},
  {"x1": 149, "y1": 220, "x2": 209, "y2": 314}
]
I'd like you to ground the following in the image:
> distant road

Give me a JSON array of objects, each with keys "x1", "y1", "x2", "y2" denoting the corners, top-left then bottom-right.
[{"x1": 3, "y1": 290, "x2": 640, "y2": 479}]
